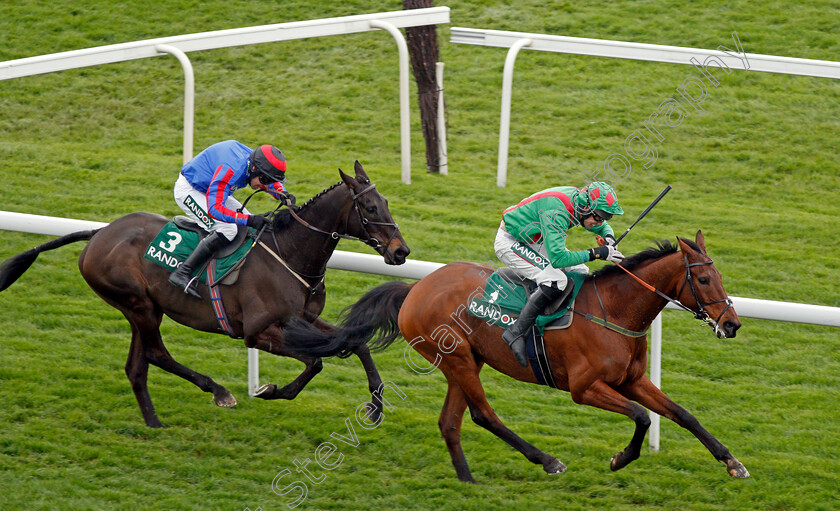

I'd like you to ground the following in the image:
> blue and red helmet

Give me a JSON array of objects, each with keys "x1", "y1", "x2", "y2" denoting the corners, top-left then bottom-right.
[{"x1": 248, "y1": 145, "x2": 287, "y2": 184}]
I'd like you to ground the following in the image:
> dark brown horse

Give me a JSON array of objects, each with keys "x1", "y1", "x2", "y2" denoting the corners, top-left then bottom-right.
[
  {"x1": 282, "y1": 231, "x2": 749, "y2": 482},
  {"x1": 0, "y1": 161, "x2": 409, "y2": 428}
]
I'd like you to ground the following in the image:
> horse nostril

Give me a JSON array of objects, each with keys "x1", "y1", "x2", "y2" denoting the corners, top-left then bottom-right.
[{"x1": 724, "y1": 321, "x2": 740, "y2": 337}]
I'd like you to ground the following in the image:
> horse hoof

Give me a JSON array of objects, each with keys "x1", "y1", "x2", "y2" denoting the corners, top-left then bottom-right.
[
  {"x1": 543, "y1": 458, "x2": 567, "y2": 475},
  {"x1": 214, "y1": 390, "x2": 237, "y2": 408},
  {"x1": 726, "y1": 458, "x2": 750, "y2": 478},
  {"x1": 610, "y1": 450, "x2": 634, "y2": 472},
  {"x1": 364, "y1": 402, "x2": 383, "y2": 424},
  {"x1": 254, "y1": 383, "x2": 276, "y2": 399}
]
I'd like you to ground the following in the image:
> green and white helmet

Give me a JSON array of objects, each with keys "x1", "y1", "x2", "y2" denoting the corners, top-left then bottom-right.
[{"x1": 574, "y1": 182, "x2": 624, "y2": 220}]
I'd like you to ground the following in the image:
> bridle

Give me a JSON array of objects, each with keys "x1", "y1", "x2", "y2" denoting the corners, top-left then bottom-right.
[
  {"x1": 675, "y1": 255, "x2": 734, "y2": 334},
  {"x1": 285, "y1": 183, "x2": 401, "y2": 252},
  {"x1": 613, "y1": 253, "x2": 734, "y2": 336},
  {"x1": 238, "y1": 182, "x2": 402, "y2": 296}
]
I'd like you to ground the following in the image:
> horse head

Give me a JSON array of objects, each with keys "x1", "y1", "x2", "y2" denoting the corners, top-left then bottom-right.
[
  {"x1": 676, "y1": 230, "x2": 741, "y2": 338},
  {"x1": 339, "y1": 161, "x2": 410, "y2": 265}
]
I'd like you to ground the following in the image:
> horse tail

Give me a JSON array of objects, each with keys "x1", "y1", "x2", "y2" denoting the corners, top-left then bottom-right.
[
  {"x1": 339, "y1": 280, "x2": 413, "y2": 351},
  {"x1": 282, "y1": 280, "x2": 414, "y2": 358},
  {"x1": 0, "y1": 229, "x2": 100, "y2": 292}
]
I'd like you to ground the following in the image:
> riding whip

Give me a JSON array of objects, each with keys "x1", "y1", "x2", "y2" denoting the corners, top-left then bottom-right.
[{"x1": 614, "y1": 185, "x2": 671, "y2": 245}]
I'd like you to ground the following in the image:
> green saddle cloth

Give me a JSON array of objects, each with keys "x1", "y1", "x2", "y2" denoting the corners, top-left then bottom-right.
[
  {"x1": 143, "y1": 221, "x2": 252, "y2": 284},
  {"x1": 467, "y1": 270, "x2": 586, "y2": 333}
]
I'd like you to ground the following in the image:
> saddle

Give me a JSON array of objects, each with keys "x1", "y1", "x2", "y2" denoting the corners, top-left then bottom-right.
[
  {"x1": 172, "y1": 216, "x2": 250, "y2": 259},
  {"x1": 495, "y1": 268, "x2": 576, "y2": 324},
  {"x1": 144, "y1": 217, "x2": 254, "y2": 285},
  {"x1": 467, "y1": 268, "x2": 586, "y2": 332}
]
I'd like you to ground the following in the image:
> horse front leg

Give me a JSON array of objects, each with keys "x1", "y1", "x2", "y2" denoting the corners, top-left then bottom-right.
[
  {"x1": 353, "y1": 343, "x2": 385, "y2": 424},
  {"x1": 245, "y1": 324, "x2": 323, "y2": 400},
  {"x1": 569, "y1": 379, "x2": 652, "y2": 472},
  {"x1": 620, "y1": 375, "x2": 749, "y2": 478}
]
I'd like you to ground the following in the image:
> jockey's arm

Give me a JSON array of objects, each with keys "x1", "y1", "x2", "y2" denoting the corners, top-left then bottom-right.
[
  {"x1": 262, "y1": 181, "x2": 288, "y2": 200},
  {"x1": 539, "y1": 208, "x2": 591, "y2": 269},
  {"x1": 207, "y1": 167, "x2": 249, "y2": 225}
]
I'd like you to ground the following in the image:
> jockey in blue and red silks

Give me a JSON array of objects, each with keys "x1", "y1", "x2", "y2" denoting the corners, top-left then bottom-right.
[{"x1": 170, "y1": 140, "x2": 295, "y2": 298}]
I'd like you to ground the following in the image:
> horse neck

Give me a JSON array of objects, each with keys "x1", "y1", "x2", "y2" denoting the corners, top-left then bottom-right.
[
  {"x1": 271, "y1": 183, "x2": 354, "y2": 276},
  {"x1": 603, "y1": 251, "x2": 686, "y2": 332}
]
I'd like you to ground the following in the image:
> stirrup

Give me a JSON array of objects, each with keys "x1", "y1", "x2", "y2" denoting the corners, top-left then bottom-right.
[{"x1": 182, "y1": 275, "x2": 202, "y2": 299}]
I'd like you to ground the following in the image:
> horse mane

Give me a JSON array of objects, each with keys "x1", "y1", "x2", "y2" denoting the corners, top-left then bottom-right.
[
  {"x1": 270, "y1": 181, "x2": 347, "y2": 230},
  {"x1": 588, "y1": 239, "x2": 682, "y2": 279},
  {"x1": 298, "y1": 181, "x2": 346, "y2": 210}
]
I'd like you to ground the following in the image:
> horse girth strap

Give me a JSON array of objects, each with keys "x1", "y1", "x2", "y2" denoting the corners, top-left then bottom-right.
[
  {"x1": 575, "y1": 276, "x2": 649, "y2": 338},
  {"x1": 257, "y1": 240, "x2": 323, "y2": 295},
  {"x1": 572, "y1": 310, "x2": 648, "y2": 337}
]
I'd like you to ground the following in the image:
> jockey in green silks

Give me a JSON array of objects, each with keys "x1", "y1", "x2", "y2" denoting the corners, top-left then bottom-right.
[{"x1": 494, "y1": 182, "x2": 625, "y2": 366}]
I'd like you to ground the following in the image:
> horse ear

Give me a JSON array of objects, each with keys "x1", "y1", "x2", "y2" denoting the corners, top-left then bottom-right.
[
  {"x1": 676, "y1": 236, "x2": 693, "y2": 254},
  {"x1": 354, "y1": 160, "x2": 370, "y2": 181},
  {"x1": 339, "y1": 168, "x2": 358, "y2": 190},
  {"x1": 695, "y1": 230, "x2": 707, "y2": 253}
]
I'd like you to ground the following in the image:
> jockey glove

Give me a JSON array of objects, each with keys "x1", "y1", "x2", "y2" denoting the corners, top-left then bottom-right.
[
  {"x1": 589, "y1": 246, "x2": 608, "y2": 261},
  {"x1": 280, "y1": 192, "x2": 296, "y2": 206},
  {"x1": 603, "y1": 234, "x2": 617, "y2": 246},
  {"x1": 246, "y1": 214, "x2": 269, "y2": 231},
  {"x1": 589, "y1": 244, "x2": 625, "y2": 263}
]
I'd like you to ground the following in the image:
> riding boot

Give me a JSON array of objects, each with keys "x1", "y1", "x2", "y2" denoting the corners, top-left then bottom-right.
[
  {"x1": 168, "y1": 231, "x2": 230, "y2": 299},
  {"x1": 502, "y1": 284, "x2": 563, "y2": 367}
]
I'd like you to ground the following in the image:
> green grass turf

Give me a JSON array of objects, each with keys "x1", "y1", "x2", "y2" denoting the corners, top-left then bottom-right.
[{"x1": 1, "y1": 1, "x2": 839, "y2": 510}]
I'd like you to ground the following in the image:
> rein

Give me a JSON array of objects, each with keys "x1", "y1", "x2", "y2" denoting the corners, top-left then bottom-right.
[
  {"x1": 286, "y1": 183, "x2": 400, "y2": 251},
  {"x1": 237, "y1": 190, "x2": 326, "y2": 296},
  {"x1": 617, "y1": 255, "x2": 733, "y2": 329},
  {"x1": 577, "y1": 253, "x2": 733, "y2": 337},
  {"x1": 239, "y1": 182, "x2": 401, "y2": 296}
]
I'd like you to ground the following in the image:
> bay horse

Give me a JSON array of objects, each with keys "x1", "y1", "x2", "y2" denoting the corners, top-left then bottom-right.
[
  {"x1": 0, "y1": 161, "x2": 409, "y2": 428},
  {"x1": 281, "y1": 231, "x2": 749, "y2": 482}
]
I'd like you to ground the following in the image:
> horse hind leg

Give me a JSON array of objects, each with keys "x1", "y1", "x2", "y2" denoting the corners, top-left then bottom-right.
[
  {"x1": 246, "y1": 324, "x2": 323, "y2": 400},
  {"x1": 125, "y1": 323, "x2": 164, "y2": 428},
  {"x1": 142, "y1": 326, "x2": 237, "y2": 409},
  {"x1": 439, "y1": 381, "x2": 475, "y2": 483},
  {"x1": 621, "y1": 376, "x2": 749, "y2": 478},
  {"x1": 445, "y1": 359, "x2": 566, "y2": 478},
  {"x1": 126, "y1": 306, "x2": 237, "y2": 418}
]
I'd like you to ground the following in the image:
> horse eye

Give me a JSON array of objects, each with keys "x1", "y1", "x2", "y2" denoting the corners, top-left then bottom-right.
[
  {"x1": 698, "y1": 277, "x2": 710, "y2": 285},
  {"x1": 366, "y1": 206, "x2": 377, "y2": 214}
]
